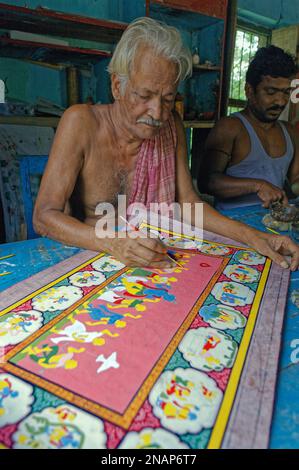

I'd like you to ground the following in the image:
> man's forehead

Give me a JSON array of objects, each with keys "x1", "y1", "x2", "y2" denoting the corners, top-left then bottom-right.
[
  {"x1": 260, "y1": 75, "x2": 293, "y2": 88},
  {"x1": 128, "y1": 81, "x2": 177, "y2": 97},
  {"x1": 129, "y1": 63, "x2": 178, "y2": 94},
  {"x1": 130, "y1": 45, "x2": 178, "y2": 78}
]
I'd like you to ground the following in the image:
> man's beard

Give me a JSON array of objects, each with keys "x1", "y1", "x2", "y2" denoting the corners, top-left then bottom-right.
[{"x1": 248, "y1": 103, "x2": 285, "y2": 123}]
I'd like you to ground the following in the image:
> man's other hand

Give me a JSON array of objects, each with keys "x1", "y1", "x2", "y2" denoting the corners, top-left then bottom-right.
[
  {"x1": 256, "y1": 180, "x2": 288, "y2": 208},
  {"x1": 250, "y1": 232, "x2": 299, "y2": 271}
]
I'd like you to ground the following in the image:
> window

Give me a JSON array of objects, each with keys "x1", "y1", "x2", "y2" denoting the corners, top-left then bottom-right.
[{"x1": 228, "y1": 26, "x2": 269, "y2": 115}]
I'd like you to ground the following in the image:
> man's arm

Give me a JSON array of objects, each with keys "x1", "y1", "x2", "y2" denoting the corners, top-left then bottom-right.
[
  {"x1": 34, "y1": 105, "x2": 171, "y2": 268},
  {"x1": 286, "y1": 122, "x2": 299, "y2": 195},
  {"x1": 34, "y1": 105, "x2": 100, "y2": 250},
  {"x1": 175, "y1": 113, "x2": 261, "y2": 244},
  {"x1": 174, "y1": 113, "x2": 299, "y2": 270},
  {"x1": 202, "y1": 117, "x2": 287, "y2": 207}
]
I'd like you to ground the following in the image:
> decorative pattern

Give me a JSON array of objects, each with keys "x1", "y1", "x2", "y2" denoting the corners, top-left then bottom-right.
[
  {"x1": 68, "y1": 271, "x2": 106, "y2": 288},
  {"x1": 179, "y1": 327, "x2": 238, "y2": 371},
  {"x1": 12, "y1": 405, "x2": 106, "y2": 449},
  {"x1": 199, "y1": 304, "x2": 246, "y2": 330},
  {"x1": 211, "y1": 281, "x2": 255, "y2": 307},
  {"x1": 223, "y1": 264, "x2": 260, "y2": 284},
  {"x1": 0, "y1": 373, "x2": 34, "y2": 427},
  {"x1": 32, "y1": 286, "x2": 83, "y2": 312},
  {"x1": 0, "y1": 310, "x2": 43, "y2": 347},
  {"x1": 149, "y1": 368, "x2": 223, "y2": 434},
  {"x1": 233, "y1": 250, "x2": 266, "y2": 266},
  {"x1": 200, "y1": 242, "x2": 233, "y2": 257}
]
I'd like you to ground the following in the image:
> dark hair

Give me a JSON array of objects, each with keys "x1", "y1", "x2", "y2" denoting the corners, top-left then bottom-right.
[{"x1": 246, "y1": 45, "x2": 297, "y2": 89}]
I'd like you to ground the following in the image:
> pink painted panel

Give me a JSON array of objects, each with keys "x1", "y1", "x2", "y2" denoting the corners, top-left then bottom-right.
[{"x1": 11, "y1": 252, "x2": 223, "y2": 414}]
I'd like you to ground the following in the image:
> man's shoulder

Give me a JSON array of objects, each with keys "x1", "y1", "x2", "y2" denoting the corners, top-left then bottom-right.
[
  {"x1": 58, "y1": 104, "x2": 113, "y2": 139},
  {"x1": 280, "y1": 119, "x2": 296, "y2": 132},
  {"x1": 211, "y1": 115, "x2": 243, "y2": 138},
  {"x1": 216, "y1": 114, "x2": 243, "y2": 127},
  {"x1": 280, "y1": 120, "x2": 299, "y2": 146},
  {"x1": 61, "y1": 104, "x2": 98, "y2": 125}
]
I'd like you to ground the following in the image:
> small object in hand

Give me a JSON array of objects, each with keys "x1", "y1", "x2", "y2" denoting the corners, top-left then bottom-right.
[
  {"x1": 166, "y1": 251, "x2": 186, "y2": 270},
  {"x1": 262, "y1": 213, "x2": 289, "y2": 232},
  {"x1": 269, "y1": 201, "x2": 299, "y2": 223}
]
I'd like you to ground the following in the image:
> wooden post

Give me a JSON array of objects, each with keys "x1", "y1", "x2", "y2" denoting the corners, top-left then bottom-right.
[
  {"x1": 220, "y1": 0, "x2": 238, "y2": 117},
  {"x1": 145, "y1": 0, "x2": 150, "y2": 16},
  {"x1": 67, "y1": 66, "x2": 79, "y2": 105}
]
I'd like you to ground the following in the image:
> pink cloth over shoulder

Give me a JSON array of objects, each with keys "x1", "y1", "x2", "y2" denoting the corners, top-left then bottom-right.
[{"x1": 128, "y1": 113, "x2": 177, "y2": 208}]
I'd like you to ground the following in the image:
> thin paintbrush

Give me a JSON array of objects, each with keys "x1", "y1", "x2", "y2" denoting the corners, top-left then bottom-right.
[{"x1": 119, "y1": 215, "x2": 186, "y2": 269}]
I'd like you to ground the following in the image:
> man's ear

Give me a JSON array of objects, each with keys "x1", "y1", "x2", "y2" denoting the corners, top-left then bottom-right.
[
  {"x1": 111, "y1": 73, "x2": 122, "y2": 100},
  {"x1": 245, "y1": 82, "x2": 254, "y2": 100}
]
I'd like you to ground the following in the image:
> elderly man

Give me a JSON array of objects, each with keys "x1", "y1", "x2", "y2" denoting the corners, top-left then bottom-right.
[
  {"x1": 34, "y1": 18, "x2": 299, "y2": 271},
  {"x1": 201, "y1": 45, "x2": 299, "y2": 210}
]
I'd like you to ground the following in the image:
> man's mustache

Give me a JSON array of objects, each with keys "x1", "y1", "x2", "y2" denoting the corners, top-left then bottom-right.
[
  {"x1": 136, "y1": 117, "x2": 163, "y2": 127},
  {"x1": 267, "y1": 106, "x2": 284, "y2": 112}
]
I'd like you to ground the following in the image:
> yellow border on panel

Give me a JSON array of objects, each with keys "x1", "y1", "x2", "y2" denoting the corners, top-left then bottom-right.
[{"x1": 207, "y1": 258, "x2": 271, "y2": 448}]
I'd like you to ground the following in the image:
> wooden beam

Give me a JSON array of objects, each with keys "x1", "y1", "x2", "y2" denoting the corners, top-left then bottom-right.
[
  {"x1": 0, "y1": 2, "x2": 127, "y2": 44},
  {"x1": 228, "y1": 98, "x2": 246, "y2": 109},
  {"x1": 220, "y1": 0, "x2": 238, "y2": 117},
  {"x1": 183, "y1": 120, "x2": 215, "y2": 128},
  {"x1": 0, "y1": 116, "x2": 60, "y2": 127}
]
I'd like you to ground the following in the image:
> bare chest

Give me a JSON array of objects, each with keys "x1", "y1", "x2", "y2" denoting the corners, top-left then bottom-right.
[{"x1": 77, "y1": 146, "x2": 138, "y2": 214}]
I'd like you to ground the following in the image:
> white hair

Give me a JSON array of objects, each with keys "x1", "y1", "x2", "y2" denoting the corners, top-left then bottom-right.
[{"x1": 108, "y1": 17, "x2": 192, "y2": 94}]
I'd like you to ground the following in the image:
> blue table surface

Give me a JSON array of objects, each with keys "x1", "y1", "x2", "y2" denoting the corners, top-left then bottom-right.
[{"x1": 0, "y1": 206, "x2": 298, "y2": 448}]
